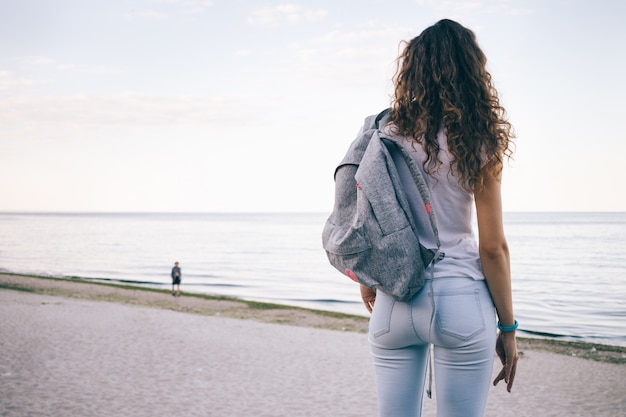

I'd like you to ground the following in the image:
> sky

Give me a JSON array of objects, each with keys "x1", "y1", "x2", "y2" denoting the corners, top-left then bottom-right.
[{"x1": 1, "y1": 0, "x2": 625, "y2": 213}]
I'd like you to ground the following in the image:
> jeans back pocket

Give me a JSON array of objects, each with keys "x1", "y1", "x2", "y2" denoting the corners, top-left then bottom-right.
[
  {"x1": 369, "y1": 293, "x2": 396, "y2": 338},
  {"x1": 435, "y1": 288, "x2": 485, "y2": 341}
]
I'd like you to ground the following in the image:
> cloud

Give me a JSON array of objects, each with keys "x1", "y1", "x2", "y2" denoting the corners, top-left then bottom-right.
[
  {"x1": 152, "y1": 0, "x2": 214, "y2": 15},
  {"x1": 123, "y1": 0, "x2": 214, "y2": 20},
  {"x1": 15, "y1": 56, "x2": 124, "y2": 75},
  {"x1": 247, "y1": 4, "x2": 328, "y2": 26},
  {"x1": 311, "y1": 24, "x2": 412, "y2": 46},
  {"x1": 415, "y1": 0, "x2": 531, "y2": 16},
  {"x1": 277, "y1": 24, "x2": 412, "y2": 89},
  {"x1": 14, "y1": 56, "x2": 56, "y2": 66},
  {"x1": 176, "y1": 0, "x2": 214, "y2": 14},
  {"x1": 0, "y1": 71, "x2": 34, "y2": 91},
  {"x1": 123, "y1": 9, "x2": 168, "y2": 21},
  {"x1": 232, "y1": 49, "x2": 253, "y2": 58},
  {"x1": 0, "y1": 93, "x2": 264, "y2": 129}
]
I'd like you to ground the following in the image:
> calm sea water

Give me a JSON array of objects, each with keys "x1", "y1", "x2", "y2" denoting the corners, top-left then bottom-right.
[{"x1": 0, "y1": 212, "x2": 624, "y2": 347}]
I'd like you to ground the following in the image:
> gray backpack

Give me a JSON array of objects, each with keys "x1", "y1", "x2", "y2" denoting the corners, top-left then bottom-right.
[{"x1": 322, "y1": 109, "x2": 443, "y2": 302}]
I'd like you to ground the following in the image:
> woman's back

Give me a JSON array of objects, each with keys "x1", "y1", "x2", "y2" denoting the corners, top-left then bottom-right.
[{"x1": 383, "y1": 124, "x2": 484, "y2": 280}]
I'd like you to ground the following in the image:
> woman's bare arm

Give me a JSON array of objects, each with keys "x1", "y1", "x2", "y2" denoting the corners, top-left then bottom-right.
[
  {"x1": 474, "y1": 174, "x2": 514, "y2": 325},
  {"x1": 474, "y1": 172, "x2": 518, "y2": 392}
]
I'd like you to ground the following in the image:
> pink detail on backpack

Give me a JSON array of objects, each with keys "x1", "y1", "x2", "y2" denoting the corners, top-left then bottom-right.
[
  {"x1": 356, "y1": 181, "x2": 361, "y2": 190},
  {"x1": 425, "y1": 203, "x2": 431, "y2": 214},
  {"x1": 345, "y1": 269, "x2": 358, "y2": 282}
]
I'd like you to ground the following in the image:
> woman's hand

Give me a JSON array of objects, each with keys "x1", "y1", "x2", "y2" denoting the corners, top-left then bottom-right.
[
  {"x1": 493, "y1": 331, "x2": 519, "y2": 392},
  {"x1": 360, "y1": 284, "x2": 376, "y2": 313}
]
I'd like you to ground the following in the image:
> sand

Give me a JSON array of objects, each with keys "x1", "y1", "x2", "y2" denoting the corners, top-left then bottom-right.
[{"x1": 1, "y1": 275, "x2": 625, "y2": 416}]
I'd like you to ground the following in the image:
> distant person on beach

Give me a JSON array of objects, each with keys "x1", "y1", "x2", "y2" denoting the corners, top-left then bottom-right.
[
  {"x1": 171, "y1": 262, "x2": 181, "y2": 297},
  {"x1": 328, "y1": 20, "x2": 518, "y2": 417}
]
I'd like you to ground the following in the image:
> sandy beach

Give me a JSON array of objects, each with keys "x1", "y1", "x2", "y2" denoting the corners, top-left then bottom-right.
[{"x1": 1, "y1": 274, "x2": 625, "y2": 416}]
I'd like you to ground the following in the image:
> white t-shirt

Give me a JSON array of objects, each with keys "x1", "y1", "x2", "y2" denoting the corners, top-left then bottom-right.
[{"x1": 383, "y1": 124, "x2": 485, "y2": 280}]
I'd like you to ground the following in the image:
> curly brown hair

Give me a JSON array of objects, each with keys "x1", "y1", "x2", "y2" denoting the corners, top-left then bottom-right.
[{"x1": 391, "y1": 19, "x2": 514, "y2": 192}]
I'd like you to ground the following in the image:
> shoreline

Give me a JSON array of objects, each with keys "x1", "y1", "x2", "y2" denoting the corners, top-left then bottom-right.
[{"x1": 1, "y1": 273, "x2": 625, "y2": 364}]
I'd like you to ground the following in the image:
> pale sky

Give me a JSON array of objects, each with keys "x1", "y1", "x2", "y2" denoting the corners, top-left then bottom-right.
[{"x1": 1, "y1": 0, "x2": 625, "y2": 213}]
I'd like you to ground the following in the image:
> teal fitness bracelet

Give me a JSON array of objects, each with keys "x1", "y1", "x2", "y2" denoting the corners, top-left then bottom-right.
[{"x1": 497, "y1": 320, "x2": 519, "y2": 332}]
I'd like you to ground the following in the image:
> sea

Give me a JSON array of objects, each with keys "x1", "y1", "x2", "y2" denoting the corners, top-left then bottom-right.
[{"x1": 0, "y1": 212, "x2": 624, "y2": 347}]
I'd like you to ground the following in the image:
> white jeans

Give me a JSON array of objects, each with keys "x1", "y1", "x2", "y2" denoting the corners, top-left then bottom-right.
[{"x1": 368, "y1": 277, "x2": 496, "y2": 417}]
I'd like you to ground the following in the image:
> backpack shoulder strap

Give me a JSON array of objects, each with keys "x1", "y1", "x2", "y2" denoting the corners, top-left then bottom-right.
[
  {"x1": 334, "y1": 109, "x2": 391, "y2": 177},
  {"x1": 381, "y1": 138, "x2": 444, "y2": 264}
]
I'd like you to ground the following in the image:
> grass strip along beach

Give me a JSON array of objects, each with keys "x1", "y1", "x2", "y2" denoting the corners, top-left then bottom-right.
[{"x1": 2, "y1": 273, "x2": 625, "y2": 417}]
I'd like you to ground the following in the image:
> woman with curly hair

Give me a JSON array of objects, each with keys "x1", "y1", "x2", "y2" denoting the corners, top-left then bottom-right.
[{"x1": 357, "y1": 19, "x2": 518, "y2": 416}]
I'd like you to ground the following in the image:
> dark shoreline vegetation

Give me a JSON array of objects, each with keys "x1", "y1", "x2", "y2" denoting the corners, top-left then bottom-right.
[{"x1": 1, "y1": 273, "x2": 625, "y2": 365}]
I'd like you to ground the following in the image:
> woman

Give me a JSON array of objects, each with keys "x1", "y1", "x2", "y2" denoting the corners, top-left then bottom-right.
[{"x1": 358, "y1": 19, "x2": 518, "y2": 416}]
